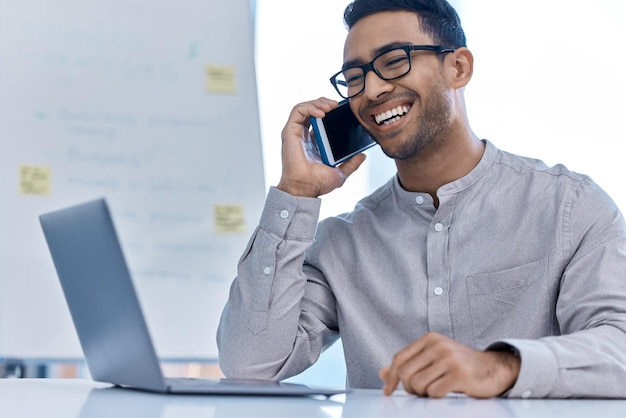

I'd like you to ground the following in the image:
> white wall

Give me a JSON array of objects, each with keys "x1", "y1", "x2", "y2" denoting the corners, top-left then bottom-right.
[{"x1": 462, "y1": 0, "x2": 626, "y2": 210}]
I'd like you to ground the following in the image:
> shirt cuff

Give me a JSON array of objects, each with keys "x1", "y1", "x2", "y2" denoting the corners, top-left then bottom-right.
[
  {"x1": 487, "y1": 339, "x2": 558, "y2": 398},
  {"x1": 259, "y1": 186, "x2": 321, "y2": 240}
]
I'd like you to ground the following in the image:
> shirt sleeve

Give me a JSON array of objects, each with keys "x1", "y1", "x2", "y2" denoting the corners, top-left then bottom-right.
[
  {"x1": 489, "y1": 177, "x2": 626, "y2": 398},
  {"x1": 216, "y1": 187, "x2": 340, "y2": 380}
]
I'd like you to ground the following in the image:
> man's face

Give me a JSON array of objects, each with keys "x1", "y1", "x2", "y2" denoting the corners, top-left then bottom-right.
[{"x1": 344, "y1": 11, "x2": 454, "y2": 160}]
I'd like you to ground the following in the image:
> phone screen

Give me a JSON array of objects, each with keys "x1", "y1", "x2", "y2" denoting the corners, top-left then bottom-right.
[{"x1": 312, "y1": 101, "x2": 376, "y2": 166}]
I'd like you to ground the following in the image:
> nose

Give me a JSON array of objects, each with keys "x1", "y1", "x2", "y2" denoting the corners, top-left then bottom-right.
[{"x1": 362, "y1": 69, "x2": 394, "y2": 101}]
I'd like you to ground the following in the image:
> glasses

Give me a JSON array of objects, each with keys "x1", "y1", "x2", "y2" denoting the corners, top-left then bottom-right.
[{"x1": 329, "y1": 45, "x2": 456, "y2": 99}]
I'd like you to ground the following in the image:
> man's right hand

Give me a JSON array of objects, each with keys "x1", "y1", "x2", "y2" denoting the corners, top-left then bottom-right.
[{"x1": 276, "y1": 97, "x2": 367, "y2": 198}]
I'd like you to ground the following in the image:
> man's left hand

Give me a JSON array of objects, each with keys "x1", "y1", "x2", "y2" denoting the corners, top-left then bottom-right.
[{"x1": 379, "y1": 332, "x2": 520, "y2": 398}]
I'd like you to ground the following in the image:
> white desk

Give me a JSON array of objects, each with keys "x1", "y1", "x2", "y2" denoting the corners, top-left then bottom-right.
[{"x1": 0, "y1": 379, "x2": 625, "y2": 418}]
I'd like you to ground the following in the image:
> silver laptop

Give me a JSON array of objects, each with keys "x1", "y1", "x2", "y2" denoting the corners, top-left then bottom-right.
[{"x1": 39, "y1": 198, "x2": 346, "y2": 396}]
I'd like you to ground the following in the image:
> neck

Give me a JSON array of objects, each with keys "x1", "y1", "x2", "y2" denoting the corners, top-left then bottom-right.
[{"x1": 395, "y1": 130, "x2": 484, "y2": 207}]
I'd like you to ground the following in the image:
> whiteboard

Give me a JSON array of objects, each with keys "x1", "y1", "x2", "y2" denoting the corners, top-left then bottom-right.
[{"x1": 0, "y1": 0, "x2": 265, "y2": 359}]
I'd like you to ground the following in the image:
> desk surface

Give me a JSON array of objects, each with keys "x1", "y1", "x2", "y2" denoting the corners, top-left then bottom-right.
[{"x1": 0, "y1": 379, "x2": 625, "y2": 418}]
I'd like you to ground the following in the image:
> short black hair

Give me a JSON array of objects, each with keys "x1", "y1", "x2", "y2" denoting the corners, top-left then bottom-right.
[{"x1": 344, "y1": 0, "x2": 467, "y2": 48}]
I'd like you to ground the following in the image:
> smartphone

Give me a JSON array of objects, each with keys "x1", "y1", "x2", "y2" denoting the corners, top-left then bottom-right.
[{"x1": 310, "y1": 100, "x2": 376, "y2": 167}]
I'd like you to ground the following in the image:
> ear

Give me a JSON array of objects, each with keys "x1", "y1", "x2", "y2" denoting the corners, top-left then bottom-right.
[{"x1": 446, "y1": 47, "x2": 473, "y2": 88}]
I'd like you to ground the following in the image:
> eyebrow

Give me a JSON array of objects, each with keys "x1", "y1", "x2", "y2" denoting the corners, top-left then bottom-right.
[{"x1": 342, "y1": 41, "x2": 412, "y2": 70}]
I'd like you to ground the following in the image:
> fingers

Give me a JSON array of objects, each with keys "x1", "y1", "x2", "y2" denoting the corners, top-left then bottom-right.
[
  {"x1": 379, "y1": 333, "x2": 521, "y2": 398},
  {"x1": 281, "y1": 98, "x2": 337, "y2": 147},
  {"x1": 381, "y1": 333, "x2": 462, "y2": 397},
  {"x1": 380, "y1": 335, "x2": 430, "y2": 395},
  {"x1": 287, "y1": 97, "x2": 338, "y2": 126},
  {"x1": 278, "y1": 97, "x2": 368, "y2": 198},
  {"x1": 383, "y1": 333, "x2": 467, "y2": 398},
  {"x1": 380, "y1": 365, "x2": 399, "y2": 395},
  {"x1": 405, "y1": 359, "x2": 448, "y2": 397},
  {"x1": 381, "y1": 334, "x2": 441, "y2": 396},
  {"x1": 415, "y1": 370, "x2": 457, "y2": 398},
  {"x1": 337, "y1": 153, "x2": 367, "y2": 178}
]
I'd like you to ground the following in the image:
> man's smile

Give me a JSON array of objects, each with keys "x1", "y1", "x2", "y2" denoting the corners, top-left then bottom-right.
[{"x1": 374, "y1": 104, "x2": 412, "y2": 126}]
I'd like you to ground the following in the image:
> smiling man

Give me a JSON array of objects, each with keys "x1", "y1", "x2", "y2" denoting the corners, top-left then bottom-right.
[{"x1": 217, "y1": 0, "x2": 626, "y2": 398}]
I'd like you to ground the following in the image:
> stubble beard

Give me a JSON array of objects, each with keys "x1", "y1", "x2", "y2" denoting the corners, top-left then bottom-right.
[{"x1": 378, "y1": 84, "x2": 452, "y2": 161}]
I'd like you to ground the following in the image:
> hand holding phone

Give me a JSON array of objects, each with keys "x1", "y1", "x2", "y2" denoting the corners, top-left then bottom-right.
[
  {"x1": 310, "y1": 100, "x2": 376, "y2": 167},
  {"x1": 277, "y1": 98, "x2": 369, "y2": 198}
]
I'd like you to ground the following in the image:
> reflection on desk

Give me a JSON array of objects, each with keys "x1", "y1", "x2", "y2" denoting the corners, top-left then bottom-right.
[{"x1": 1, "y1": 379, "x2": 625, "y2": 418}]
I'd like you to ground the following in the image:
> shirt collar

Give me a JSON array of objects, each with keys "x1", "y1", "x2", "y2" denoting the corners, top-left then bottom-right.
[
  {"x1": 391, "y1": 139, "x2": 498, "y2": 202},
  {"x1": 438, "y1": 139, "x2": 497, "y2": 196}
]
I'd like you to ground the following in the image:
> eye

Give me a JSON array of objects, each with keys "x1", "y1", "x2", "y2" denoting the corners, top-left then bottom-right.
[
  {"x1": 343, "y1": 69, "x2": 365, "y2": 87},
  {"x1": 380, "y1": 53, "x2": 409, "y2": 69}
]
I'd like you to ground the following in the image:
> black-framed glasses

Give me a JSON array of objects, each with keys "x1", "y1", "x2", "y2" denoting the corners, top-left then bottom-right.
[{"x1": 329, "y1": 45, "x2": 456, "y2": 99}]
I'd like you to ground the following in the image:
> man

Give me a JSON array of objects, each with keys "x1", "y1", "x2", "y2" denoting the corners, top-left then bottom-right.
[{"x1": 217, "y1": 0, "x2": 626, "y2": 398}]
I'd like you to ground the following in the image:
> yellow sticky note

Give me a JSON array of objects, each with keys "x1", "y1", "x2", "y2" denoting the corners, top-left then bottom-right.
[
  {"x1": 206, "y1": 65, "x2": 236, "y2": 93},
  {"x1": 214, "y1": 204, "x2": 245, "y2": 233},
  {"x1": 19, "y1": 165, "x2": 51, "y2": 196}
]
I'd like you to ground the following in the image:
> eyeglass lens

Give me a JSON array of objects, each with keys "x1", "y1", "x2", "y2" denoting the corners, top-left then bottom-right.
[{"x1": 334, "y1": 48, "x2": 412, "y2": 99}]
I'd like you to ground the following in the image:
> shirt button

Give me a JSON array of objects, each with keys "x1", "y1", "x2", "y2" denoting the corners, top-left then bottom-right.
[
  {"x1": 434, "y1": 223, "x2": 444, "y2": 232},
  {"x1": 434, "y1": 287, "x2": 443, "y2": 296},
  {"x1": 263, "y1": 266, "x2": 271, "y2": 275},
  {"x1": 415, "y1": 196, "x2": 424, "y2": 205},
  {"x1": 280, "y1": 210, "x2": 289, "y2": 219},
  {"x1": 521, "y1": 390, "x2": 532, "y2": 399}
]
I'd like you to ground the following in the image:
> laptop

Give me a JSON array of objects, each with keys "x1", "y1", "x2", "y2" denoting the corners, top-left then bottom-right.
[{"x1": 39, "y1": 198, "x2": 346, "y2": 396}]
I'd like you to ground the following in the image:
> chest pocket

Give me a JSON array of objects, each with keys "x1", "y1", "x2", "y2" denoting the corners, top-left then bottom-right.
[{"x1": 466, "y1": 257, "x2": 552, "y2": 349}]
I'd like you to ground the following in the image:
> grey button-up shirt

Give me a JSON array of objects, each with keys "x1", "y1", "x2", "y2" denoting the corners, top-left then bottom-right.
[{"x1": 217, "y1": 140, "x2": 626, "y2": 398}]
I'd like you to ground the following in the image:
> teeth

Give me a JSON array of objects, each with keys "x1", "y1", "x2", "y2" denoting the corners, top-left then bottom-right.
[
  {"x1": 375, "y1": 105, "x2": 410, "y2": 125},
  {"x1": 383, "y1": 116, "x2": 401, "y2": 126}
]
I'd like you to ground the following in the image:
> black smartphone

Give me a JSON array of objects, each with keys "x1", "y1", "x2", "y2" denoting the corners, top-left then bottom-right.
[{"x1": 310, "y1": 100, "x2": 376, "y2": 166}]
